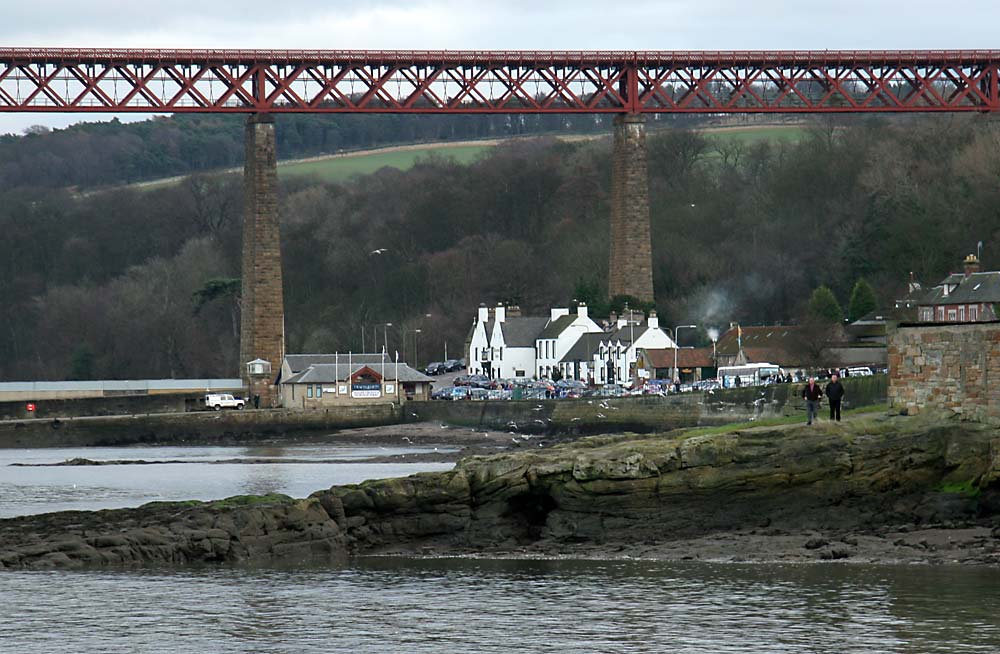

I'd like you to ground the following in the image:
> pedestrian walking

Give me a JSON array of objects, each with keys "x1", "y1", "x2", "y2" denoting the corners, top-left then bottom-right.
[
  {"x1": 825, "y1": 373, "x2": 845, "y2": 422},
  {"x1": 802, "y1": 377, "x2": 823, "y2": 425}
]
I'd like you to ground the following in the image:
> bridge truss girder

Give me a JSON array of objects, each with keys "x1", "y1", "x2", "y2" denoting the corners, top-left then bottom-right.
[{"x1": 1, "y1": 49, "x2": 998, "y2": 114}]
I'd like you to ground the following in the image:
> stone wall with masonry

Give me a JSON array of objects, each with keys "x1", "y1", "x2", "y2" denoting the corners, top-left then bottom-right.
[{"x1": 888, "y1": 322, "x2": 1000, "y2": 422}]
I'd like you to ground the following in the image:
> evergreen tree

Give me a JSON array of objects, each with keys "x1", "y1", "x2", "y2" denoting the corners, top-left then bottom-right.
[
  {"x1": 67, "y1": 344, "x2": 96, "y2": 380},
  {"x1": 847, "y1": 279, "x2": 877, "y2": 322},
  {"x1": 807, "y1": 286, "x2": 843, "y2": 324}
]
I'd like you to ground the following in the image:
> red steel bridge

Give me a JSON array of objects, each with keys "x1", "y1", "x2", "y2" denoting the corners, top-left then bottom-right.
[
  {"x1": 6, "y1": 47, "x2": 997, "y2": 405},
  {"x1": 1, "y1": 48, "x2": 999, "y2": 114}
]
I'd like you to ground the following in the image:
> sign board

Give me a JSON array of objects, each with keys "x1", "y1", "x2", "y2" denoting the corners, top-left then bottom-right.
[
  {"x1": 338, "y1": 385, "x2": 348, "y2": 394},
  {"x1": 351, "y1": 382, "x2": 381, "y2": 399},
  {"x1": 385, "y1": 383, "x2": 395, "y2": 394},
  {"x1": 26, "y1": 402, "x2": 36, "y2": 412}
]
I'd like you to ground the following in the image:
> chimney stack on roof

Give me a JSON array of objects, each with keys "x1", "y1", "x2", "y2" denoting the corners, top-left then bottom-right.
[
  {"x1": 577, "y1": 302, "x2": 588, "y2": 319},
  {"x1": 477, "y1": 304, "x2": 489, "y2": 323},
  {"x1": 495, "y1": 303, "x2": 506, "y2": 323},
  {"x1": 963, "y1": 254, "x2": 980, "y2": 278},
  {"x1": 647, "y1": 309, "x2": 659, "y2": 329},
  {"x1": 550, "y1": 307, "x2": 569, "y2": 321}
]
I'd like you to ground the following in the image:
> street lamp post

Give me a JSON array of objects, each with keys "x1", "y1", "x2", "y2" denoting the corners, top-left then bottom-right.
[
  {"x1": 674, "y1": 324, "x2": 698, "y2": 384},
  {"x1": 382, "y1": 322, "x2": 393, "y2": 355},
  {"x1": 414, "y1": 328, "x2": 422, "y2": 368}
]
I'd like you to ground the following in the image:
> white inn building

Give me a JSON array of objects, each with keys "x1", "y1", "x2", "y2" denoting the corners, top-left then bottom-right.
[{"x1": 468, "y1": 304, "x2": 675, "y2": 384}]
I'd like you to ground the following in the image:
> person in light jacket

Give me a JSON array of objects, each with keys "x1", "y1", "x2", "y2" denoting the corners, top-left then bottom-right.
[{"x1": 802, "y1": 377, "x2": 823, "y2": 425}]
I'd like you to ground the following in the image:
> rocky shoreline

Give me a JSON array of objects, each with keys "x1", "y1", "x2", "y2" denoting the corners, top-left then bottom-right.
[{"x1": 1, "y1": 412, "x2": 998, "y2": 569}]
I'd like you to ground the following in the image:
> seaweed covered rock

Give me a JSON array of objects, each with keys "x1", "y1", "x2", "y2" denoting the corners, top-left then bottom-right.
[{"x1": 2, "y1": 413, "x2": 999, "y2": 569}]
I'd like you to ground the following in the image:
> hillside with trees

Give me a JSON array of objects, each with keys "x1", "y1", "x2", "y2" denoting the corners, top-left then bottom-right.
[
  {"x1": 1, "y1": 114, "x2": 998, "y2": 380},
  {"x1": 1, "y1": 112, "x2": 634, "y2": 190}
]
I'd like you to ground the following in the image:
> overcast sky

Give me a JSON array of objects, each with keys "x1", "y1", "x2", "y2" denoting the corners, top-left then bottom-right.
[{"x1": 4, "y1": 0, "x2": 1000, "y2": 135}]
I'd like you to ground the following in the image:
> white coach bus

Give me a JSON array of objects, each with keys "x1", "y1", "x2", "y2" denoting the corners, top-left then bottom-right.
[{"x1": 718, "y1": 363, "x2": 780, "y2": 388}]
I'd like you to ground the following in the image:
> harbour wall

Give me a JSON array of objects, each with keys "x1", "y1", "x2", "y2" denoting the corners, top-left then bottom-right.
[{"x1": 0, "y1": 377, "x2": 886, "y2": 448}]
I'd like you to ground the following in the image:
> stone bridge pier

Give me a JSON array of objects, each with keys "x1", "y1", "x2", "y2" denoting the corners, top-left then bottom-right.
[
  {"x1": 608, "y1": 113, "x2": 654, "y2": 304},
  {"x1": 240, "y1": 114, "x2": 285, "y2": 407}
]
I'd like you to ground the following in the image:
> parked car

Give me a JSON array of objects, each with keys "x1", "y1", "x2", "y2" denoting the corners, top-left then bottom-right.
[
  {"x1": 470, "y1": 375, "x2": 494, "y2": 389},
  {"x1": 431, "y1": 385, "x2": 454, "y2": 400},
  {"x1": 424, "y1": 362, "x2": 445, "y2": 375},
  {"x1": 443, "y1": 359, "x2": 463, "y2": 372},
  {"x1": 469, "y1": 388, "x2": 490, "y2": 401},
  {"x1": 450, "y1": 386, "x2": 470, "y2": 401},
  {"x1": 204, "y1": 393, "x2": 244, "y2": 410}
]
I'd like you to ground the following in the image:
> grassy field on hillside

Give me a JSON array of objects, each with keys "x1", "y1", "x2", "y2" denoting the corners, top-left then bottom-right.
[
  {"x1": 703, "y1": 125, "x2": 806, "y2": 144},
  {"x1": 128, "y1": 124, "x2": 805, "y2": 191},
  {"x1": 277, "y1": 125, "x2": 805, "y2": 181},
  {"x1": 278, "y1": 144, "x2": 493, "y2": 181}
]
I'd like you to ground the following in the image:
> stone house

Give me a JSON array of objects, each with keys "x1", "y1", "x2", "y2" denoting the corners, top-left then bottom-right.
[
  {"x1": 279, "y1": 361, "x2": 432, "y2": 408},
  {"x1": 917, "y1": 254, "x2": 1000, "y2": 323},
  {"x1": 638, "y1": 347, "x2": 716, "y2": 382},
  {"x1": 468, "y1": 303, "x2": 601, "y2": 380},
  {"x1": 558, "y1": 332, "x2": 608, "y2": 384},
  {"x1": 596, "y1": 311, "x2": 677, "y2": 385},
  {"x1": 534, "y1": 304, "x2": 604, "y2": 379}
]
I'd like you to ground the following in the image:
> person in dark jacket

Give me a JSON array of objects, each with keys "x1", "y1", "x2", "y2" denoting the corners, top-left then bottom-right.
[
  {"x1": 825, "y1": 373, "x2": 845, "y2": 421},
  {"x1": 802, "y1": 377, "x2": 823, "y2": 425}
]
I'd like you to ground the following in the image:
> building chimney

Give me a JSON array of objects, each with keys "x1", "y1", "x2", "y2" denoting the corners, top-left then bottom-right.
[
  {"x1": 507, "y1": 305, "x2": 522, "y2": 318},
  {"x1": 550, "y1": 307, "x2": 569, "y2": 321},
  {"x1": 577, "y1": 302, "x2": 588, "y2": 319},
  {"x1": 495, "y1": 303, "x2": 506, "y2": 323},
  {"x1": 647, "y1": 309, "x2": 659, "y2": 329},
  {"x1": 477, "y1": 304, "x2": 489, "y2": 323},
  {"x1": 964, "y1": 254, "x2": 980, "y2": 278}
]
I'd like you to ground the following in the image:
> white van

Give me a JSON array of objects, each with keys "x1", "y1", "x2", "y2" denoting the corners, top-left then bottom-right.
[{"x1": 846, "y1": 367, "x2": 873, "y2": 377}]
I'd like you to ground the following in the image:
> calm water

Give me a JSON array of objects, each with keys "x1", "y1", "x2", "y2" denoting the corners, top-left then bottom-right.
[
  {"x1": 2, "y1": 558, "x2": 999, "y2": 653},
  {"x1": 0, "y1": 443, "x2": 454, "y2": 518},
  {"x1": 3, "y1": 444, "x2": 999, "y2": 653}
]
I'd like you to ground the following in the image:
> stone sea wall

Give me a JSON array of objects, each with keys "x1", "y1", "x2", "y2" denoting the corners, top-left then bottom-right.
[
  {"x1": 889, "y1": 322, "x2": 1000, "y2": 423},
  {"x1": 2, "y1": 413, "x2": 996, "y2": 569},
  {"x1": 0, "y1": 393, "x2": 192, "y2": 421},
  {"x1": 0, "y1": 404, "x2": 401, "y2": 449},
  {"x1": 0, "y1": 377, "x2": 886, "y2": 448},
  {"x1": 406, "y1": 376, "x2": 887, "y2": 434}
]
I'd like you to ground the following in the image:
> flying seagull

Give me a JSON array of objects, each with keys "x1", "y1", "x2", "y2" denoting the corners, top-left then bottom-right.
[{"x1": 370, "y1": 248, "x2": 388, "y2": 255}]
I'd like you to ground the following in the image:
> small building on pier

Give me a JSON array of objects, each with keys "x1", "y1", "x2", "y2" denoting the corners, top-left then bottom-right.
[{"x1": 278, "y1": 355, "x2": 431, "y2": 408}]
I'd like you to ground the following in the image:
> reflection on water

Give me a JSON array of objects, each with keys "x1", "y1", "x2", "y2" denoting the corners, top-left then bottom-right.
[
  {"x1": 2, "y1": 559, "x2": 999, "y2": 653},
  {"x1": 0, "y1": 443, "x2": 453, "y2": 518}
]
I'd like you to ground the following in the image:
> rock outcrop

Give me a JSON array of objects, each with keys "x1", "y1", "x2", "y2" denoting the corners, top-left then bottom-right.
[{"x1": 2, "y1": 413, "x2": 999, "y2": 569}]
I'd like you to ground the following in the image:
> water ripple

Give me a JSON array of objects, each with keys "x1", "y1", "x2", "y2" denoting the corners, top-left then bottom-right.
[{"x1": 2, "y1": 560, "x2": 998, "y2": 653}]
